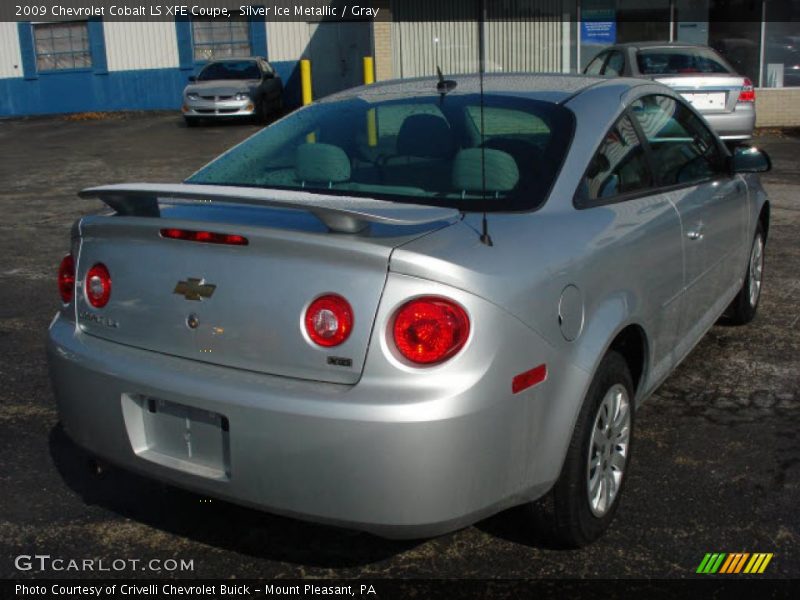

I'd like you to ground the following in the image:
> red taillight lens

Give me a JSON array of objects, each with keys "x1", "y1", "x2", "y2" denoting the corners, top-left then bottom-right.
[
  {"x1": 58, "y1": 254, "x2": 75, "y2": 303},
  {"x1": 392, "y1": 297, "x2": 470, "y2": 365},
  {"x1": 738, "y1": 78, "x2": 755, "y2": 102},
  {"x1": 305, "y1": 294, "x2": 353, "y2": 347},
  {"x1": 85, "y1": 263, "x2": 111, "y2": 308},
  {"x1": 160, "y1": 228, "x2": 248, "y2": 246}
]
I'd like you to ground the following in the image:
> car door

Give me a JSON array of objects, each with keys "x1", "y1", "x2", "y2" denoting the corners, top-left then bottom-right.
[
  {"x1": 575, "y1": 112, "x2": 685, "y2": 388},
  {"x1": 629, "y1": 94, "x2": 748, "y2": 354}
]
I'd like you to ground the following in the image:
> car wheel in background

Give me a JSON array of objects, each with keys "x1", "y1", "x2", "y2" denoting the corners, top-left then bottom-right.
[
  {"x1": 184, "y1": 116, "x2": 200, "y2": 128},
  {"x1": 725, "y1": 223, "x2": 765, "y2": 325},
  {"x1": 258, "y1": 98, "x2": 272, "y2": 124},
  {"x1": 529, "y1": 351, "x2": 634, "y2": 547}
]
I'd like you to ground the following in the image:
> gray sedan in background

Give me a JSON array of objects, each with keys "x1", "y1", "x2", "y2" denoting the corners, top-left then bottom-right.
[
  {"x1": 182, "y1": 58, "x2": 283, "y2": 126},
  {"x1": 49, "y1": 74, "x2": 770, "y2": 547},
  {"x1": 585, "y1": 42, "x2": 756, "y2": 141}
]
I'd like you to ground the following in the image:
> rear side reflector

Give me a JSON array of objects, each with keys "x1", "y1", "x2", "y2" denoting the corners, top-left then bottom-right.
[
  {"x1": 738, "y1": 78, "x2": 755, "y2": 103},
  {"x1": 512, "y1": 364, "x2": 547, "y2": 394},
  {"x1": 58, "y1": 254, "x2": 75, "y2": 304},
  {"x1": 160, "y1": 228, "x2": 249, "y2": 246}
]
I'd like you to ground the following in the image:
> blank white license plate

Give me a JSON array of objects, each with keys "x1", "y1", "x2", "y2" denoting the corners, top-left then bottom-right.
[{"x1": 681, "y1": 92, "x2": 727, "y2": 110}]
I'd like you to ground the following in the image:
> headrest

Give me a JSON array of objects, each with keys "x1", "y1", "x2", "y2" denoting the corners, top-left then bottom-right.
[
  {"x1": 396, "y1": 114, "x2": 454, "y2": 158},
  {"x1": 452, "y1": 148, "x2": 519, "y2": 193},
  {"x1": 295, "y1": 143, "x2": 351, "y2": 183}
]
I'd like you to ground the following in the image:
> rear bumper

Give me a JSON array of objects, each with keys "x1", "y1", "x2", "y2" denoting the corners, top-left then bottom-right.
[
  {"x1": 703, "y1": 104, "x2": 756, "y2": 140},
  {"x1": 47, "y1": 307, "x2": 582, "y2": 538}
]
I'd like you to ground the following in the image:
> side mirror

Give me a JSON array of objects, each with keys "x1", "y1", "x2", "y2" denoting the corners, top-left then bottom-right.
[
  {"x1": 188, "y1": 75, "x2": 196, "y2": 83},
  {"x1": 730, "y1": 145, "x2": 771, "y2": 174}
]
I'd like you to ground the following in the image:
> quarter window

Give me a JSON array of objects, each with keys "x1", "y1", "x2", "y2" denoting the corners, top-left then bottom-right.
[
  {"x1": 630, "y1": 95, "x2": 724, "y2": 186},
  {"x1": 604, "y1": 51, "x2": 624, "y2": 75},
  {"x1": 33, "y1": 21, "x2": 91, "y2": 71},
  {"x1": 192, "y1": 19, "x2": 251, "y2": 61},
  {"x1": 579, "y1": 115, "x2": 651, "y2": 202},
  {"x1": 585, "y1": 53, "x2": 607, "y2": 75}
]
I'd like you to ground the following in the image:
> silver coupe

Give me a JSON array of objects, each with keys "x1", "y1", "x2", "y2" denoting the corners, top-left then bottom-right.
[{"x1": 48, "y1": 74, "x2": 771, "y2": 546}]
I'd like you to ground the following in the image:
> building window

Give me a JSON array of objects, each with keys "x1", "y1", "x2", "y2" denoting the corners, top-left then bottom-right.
[
  {"x1": 33, "y1": 21, "x2": 91, "y2": 71},
  {"x1": 191, "y1": 19, "x2": 251, "y2": 61}
]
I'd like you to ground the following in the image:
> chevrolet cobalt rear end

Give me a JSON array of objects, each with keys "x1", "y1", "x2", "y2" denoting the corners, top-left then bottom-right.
[{"x1": 48, "y1": 74, "x2": 770, "y2": 546}]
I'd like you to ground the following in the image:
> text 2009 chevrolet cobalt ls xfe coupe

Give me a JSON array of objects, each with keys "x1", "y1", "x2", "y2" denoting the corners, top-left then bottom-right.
[{"x1": 48, "y1": 74, "x2": 770, "y2": 547}]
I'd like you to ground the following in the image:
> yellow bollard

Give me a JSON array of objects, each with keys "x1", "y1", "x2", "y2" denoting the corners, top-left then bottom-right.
[
  {"x1": 363, "y1": 57, "x2": 376, "y2": 146},
  {"x1": 367, "y1": 108, "x2": 377, "y2": 147},
  {"x1": 363, "y1": 56, "x2": 375, "y2": 85},
  {"x1": 300, "y1": 59, "x2": 313, "y2": 106}
]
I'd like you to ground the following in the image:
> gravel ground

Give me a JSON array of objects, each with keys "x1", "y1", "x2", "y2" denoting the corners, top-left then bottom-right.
[{"x1": 0, "y1": 113, "x2": 797, "y2": 580}]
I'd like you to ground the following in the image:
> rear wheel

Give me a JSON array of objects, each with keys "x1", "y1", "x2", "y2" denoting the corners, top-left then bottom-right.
[
  {"x1": 725, "y1": 224, "x2": 765, "y2": 325},
  {"x1": 529, "y1": 351, "x2": 634, "y2": 547}
]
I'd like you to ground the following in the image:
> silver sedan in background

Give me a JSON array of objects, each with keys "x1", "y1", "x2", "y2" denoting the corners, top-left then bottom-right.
[
  {"x1": 584, "y1": 42, "x2": 756, "y2": 141},
  {"x1": 182, "y1": 57, "x2": 283, "y2": 126},
  {"x1": 49, "y1": 74, "x2": 770, "y2": 547}
]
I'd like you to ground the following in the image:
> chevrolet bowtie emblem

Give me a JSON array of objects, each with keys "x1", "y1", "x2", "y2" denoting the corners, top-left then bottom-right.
[{"x1": 174, "y1": 278, "x2": 216, "y2": 301}]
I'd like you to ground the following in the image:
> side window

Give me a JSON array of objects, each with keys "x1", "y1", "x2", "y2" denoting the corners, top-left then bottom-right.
[
  {"x1": 584, "y1": 52, "x2": 607, "y2": 75},
  {"x1": 630, "y1": 95, "x2": 724, "y2": 186},
  {"x1": 603, "y1": 51, "x2": 624, "y2": 76},
  {"x1": 579, "y1": 115, "x2": 652, "y2": 203}
]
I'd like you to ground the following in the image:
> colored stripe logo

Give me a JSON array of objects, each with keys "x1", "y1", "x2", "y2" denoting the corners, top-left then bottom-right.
[{"x1": 696, "y1": 553, "x2": 773, "y2": 574}]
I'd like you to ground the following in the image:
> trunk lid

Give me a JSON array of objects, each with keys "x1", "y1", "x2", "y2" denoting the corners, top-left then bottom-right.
[
  {"x1": 653, "y1": 74, "x2": 747, "y2": 113},
  {"x1": 74, "y1": 185, "x2": 458, "y2": 384}
]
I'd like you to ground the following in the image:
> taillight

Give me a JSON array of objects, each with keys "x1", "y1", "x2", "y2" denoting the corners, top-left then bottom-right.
[
  {"x1": 305, "y1": 294, "x2": 353, "y2": 347},
  {"x1": 392, "y1": 297, "x2": 470, "y2": 365},
  {"x1": 738, "y1": 78, "x2": 755, "y2": 102},
  {"x1": 58, "y1": 254, "x2": 75, "y2": 304},
  {"x1": 85, "y1": 263, "x2": 112, "y2": 308}
]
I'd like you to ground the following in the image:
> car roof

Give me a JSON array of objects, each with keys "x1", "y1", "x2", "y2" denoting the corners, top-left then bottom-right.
[{"x1": 323, "y1": 73, "x2": 646, "y2": 105}]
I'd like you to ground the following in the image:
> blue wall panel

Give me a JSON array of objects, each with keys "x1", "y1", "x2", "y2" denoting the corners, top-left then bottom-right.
[
  {"x1": 272, "y1": 60, "x2": 300, "y2": 108},
  {"x1": 17, "y1": 23, "x2": 37, "y2": 80},
  {"x1": 0, "y1": 62, "x2": 301, "y2": 117},
  {"x1": 0, "y1": 69, "x2": 191, "y2": 116}
]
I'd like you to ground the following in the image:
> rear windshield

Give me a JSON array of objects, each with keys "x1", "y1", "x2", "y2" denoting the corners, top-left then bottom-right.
[
  {"x1": 187, "y1": 94, "x2": 575, "y2": 212},
  {"x1": 637, "y1": 47, "x2": 732, "y2": 75},
  {"x1": 197, "y1": 61, "x2": 260, "y2": 81}
]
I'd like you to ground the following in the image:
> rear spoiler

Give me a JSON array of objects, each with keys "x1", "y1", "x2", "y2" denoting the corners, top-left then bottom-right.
[{"x1": 79, "y1": 183, "x2": 459, "y2": 234}]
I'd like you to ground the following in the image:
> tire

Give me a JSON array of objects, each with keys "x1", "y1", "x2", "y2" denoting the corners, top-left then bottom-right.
[
  {"x1": 529, "y1": 351, "x2": 634, "y2": 547},
  {"x1": 257, "y1": 98, "x2": 270, "y2": 124},
  {"x1": 725, "y1": 223, "x2": 765, "y2": 325},
  {"x1": 184, "y1": 116, "x2": 199, "y2": 128}
]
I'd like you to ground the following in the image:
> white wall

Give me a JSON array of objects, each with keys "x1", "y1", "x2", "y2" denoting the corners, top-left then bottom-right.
[
  {"x1": 103, "y1": 21, "x2": 179, "y2": 72},
  {"x1": 0, "y1": 23, "x2": 23, "y2": 79},
  {"x1": 267, "y1": 21, "x2": 310, "y2": 62}
]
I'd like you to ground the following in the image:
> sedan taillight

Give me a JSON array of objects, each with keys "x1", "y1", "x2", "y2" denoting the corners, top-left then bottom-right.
[
  {"x1": 392, "y1": 297, "x2": 470, "y2": 365},
  {"x1": 58, "y1": 254, "x2": 75, "y2": 304},
  {"x1": 738, "y1": 78, "x2": 755, "y2": 103}
]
